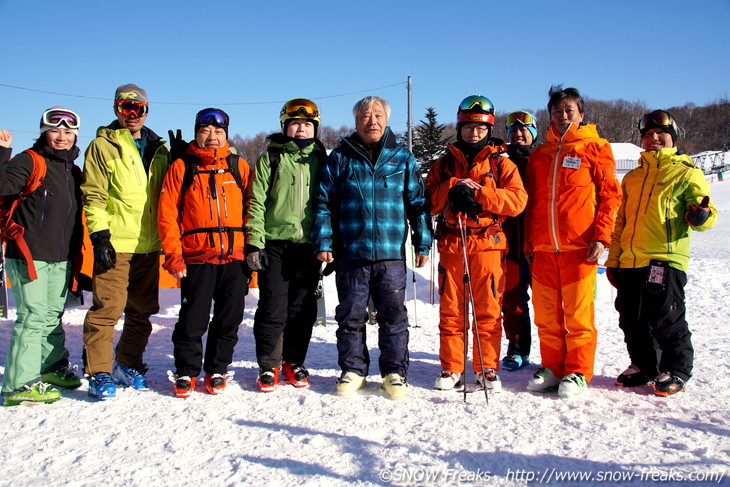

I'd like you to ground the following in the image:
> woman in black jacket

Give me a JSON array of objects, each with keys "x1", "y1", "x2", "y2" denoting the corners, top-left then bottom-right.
[{"x1": 0, "y1": 107, "x2": 83, "y2": 406}]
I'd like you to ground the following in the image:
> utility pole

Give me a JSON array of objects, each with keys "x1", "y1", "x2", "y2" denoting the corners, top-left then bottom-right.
[{"x1": 407, "y1": 76, "x2": 413, "y2": 153}]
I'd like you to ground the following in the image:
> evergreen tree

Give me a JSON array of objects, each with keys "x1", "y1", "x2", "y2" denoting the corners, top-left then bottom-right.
[{"x1": 413, "y1": 107, "x2": 450, "y2": 174}]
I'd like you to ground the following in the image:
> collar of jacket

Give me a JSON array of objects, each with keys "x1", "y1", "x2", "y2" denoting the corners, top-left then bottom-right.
[
  {"x1": 545, "y1": 121, "x2": 600, "y2": 144},
  {"x1": 31, "y1": 139, "x2": 80, "y2": 164},
  {"x1": 268, "y1": 132, "x2": 325, "y2": 156},
  {"x1": 185, "y1": 142, "x2": 231, "y2": 165},
  {"x1": 639, "y1": 146, "x2": 679, "y2": 168},
  {"x1": 447, "y1": 139, "x2": 504, "y2": 168},
  {"x1": 99, "y1": 121, "x2": 164, "y2": 149}
]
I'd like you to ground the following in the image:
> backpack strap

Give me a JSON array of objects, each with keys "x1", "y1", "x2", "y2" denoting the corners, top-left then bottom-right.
[
  {"x1": 266, "y1": 147, "x2": 281, "y2": 198},
  {"x1": 227, "y1": 153, "x2": 243, "y2": 189},
  {"x1": 0, "y1": 150, "x2": 47, "y2": 280}
]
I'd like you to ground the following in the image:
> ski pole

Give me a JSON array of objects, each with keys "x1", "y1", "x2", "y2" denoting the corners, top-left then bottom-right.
[
  {"x1": 458, "y1": 213, "x2": 489, "y2": 404},
  {"x1": 430, "y1": 216, "x2": 436, "y2": 304}
]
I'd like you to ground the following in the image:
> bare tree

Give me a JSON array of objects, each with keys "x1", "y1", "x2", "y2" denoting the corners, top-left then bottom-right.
[
  {"x1": 319, "y1": 124, "x2": 353, "y2": 151},
  {"x1": 230, "y1": 132, "x2": 269, "y2": 166}
]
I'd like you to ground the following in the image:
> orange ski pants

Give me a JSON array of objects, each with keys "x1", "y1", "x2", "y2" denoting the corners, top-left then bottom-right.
[
  {"x1": 438, "y1": 250, "x2": 503, "y2": 373},
  {"x1": 531, "y1": 249, "x2": 597, "y2": 381}
]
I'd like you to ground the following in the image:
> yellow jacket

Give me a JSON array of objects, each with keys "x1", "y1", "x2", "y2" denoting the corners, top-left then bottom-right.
[{"x1": 606, "y1": 147, "x2": 717, "y2": 272}]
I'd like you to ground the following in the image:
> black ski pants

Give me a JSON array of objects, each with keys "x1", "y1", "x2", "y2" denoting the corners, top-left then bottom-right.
[
  {"x1": 254, "y1": 241, "x2": 320, "y2": 370},
  {"x1": 614, "y1": 265, "x2": 693, "y2": 381},
  {"x1": 172, "y1": 262, "x2": 246, "y2": 377}
]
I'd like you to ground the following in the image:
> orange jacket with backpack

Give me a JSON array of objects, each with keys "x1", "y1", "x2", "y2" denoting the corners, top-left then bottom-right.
[{"x1": 158, "y1": 142, "x2": 251, "y2": 274}]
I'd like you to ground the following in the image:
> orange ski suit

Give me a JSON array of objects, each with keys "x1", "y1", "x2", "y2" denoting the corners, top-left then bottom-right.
[
  {"x1": 158, "y1": 142, "x2": 251, "y2": 273},
  {"x1": 524, "y1": 122, "x2": 621, "y2": 381},
  {"x1": 426, "y1": 142, "x2": 527, "y2": 373}
]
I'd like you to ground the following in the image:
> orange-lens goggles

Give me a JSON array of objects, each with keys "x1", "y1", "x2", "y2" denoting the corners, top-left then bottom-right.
[
  {"x1": 506, "y1": 111, "x2": 537, "y2": 127},
  {"x1": 114, "y1": 101, "x2": 148, "y2": 117},
  {"x1": 639, "y1": 110, "x2": 674, "y2": 132},
  {"x1": 281, "y1": 99, "x2": 319, "y2": 119}
]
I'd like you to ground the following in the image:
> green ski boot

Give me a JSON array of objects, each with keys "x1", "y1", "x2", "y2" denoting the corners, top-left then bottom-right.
[
  {"x1": 4, "y1": 382, "x2": 61, "y2": 407},
  {"x1": 41, "y1": 364, "x2": 82, "y2": 389}
]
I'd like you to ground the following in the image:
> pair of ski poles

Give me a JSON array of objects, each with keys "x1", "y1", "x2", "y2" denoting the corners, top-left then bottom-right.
[{"x1": 457, "y1": 213, "x2": 490, "y2": 404}]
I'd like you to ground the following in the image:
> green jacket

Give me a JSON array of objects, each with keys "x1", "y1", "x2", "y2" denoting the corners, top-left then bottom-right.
[
  {"x1": 606, "y1": 147, "x2": 717, "y2": 272},
  {"x1": 82, "y1": 124, "x2": 169, "y2": 253},
  {"x1": 245, "y1": 134, "x2": 325, "y2": 249}
]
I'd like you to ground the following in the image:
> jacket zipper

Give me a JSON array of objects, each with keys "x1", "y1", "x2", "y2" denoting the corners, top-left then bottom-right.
[
  {"x1": 58, "y1": 164, "x2": 74, "y2": 260},
  {"x1": 210, "y1": 164, "x2": 225, "y2": 263},
  {"x1": 207, "y1": 187, "x2": 214, "y2": 220},
  {"x1": 222, "y1": 186, "x2": 229, "y2": 219},
  {"x1": 39, "y1": 189, "x2": 49, "y2": 229},
  {"x1": 629, "y1": 158, "x2": 651, "y2": 267},
  {"x1": 132, "y1": 155, "x2": 142, "y2": 185},
  {"x1": 382, "y1": 170, "x2": 404, "y2": 187},
  {"x1": 298, "y1": 162, "x2": 305, "y2": 241},
  {"x1": 550, "y1": 127, "x2": 568, "y2": 253},
  {"x1": 665, "y1": 197, "x2": 673, "y2": 253}
]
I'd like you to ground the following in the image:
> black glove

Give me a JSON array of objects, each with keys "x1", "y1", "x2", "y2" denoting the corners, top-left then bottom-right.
[
  {"x1": 90, "y1": 230, "x2": 116, "y2": 269},
  {"x1": 448, "y1": 185, "x2": 480, "y2": 223},
  {"x1": 686, "y1": 196, "x2": 710, "y2": 227},
  {"x1": 606, "y1": 267, "x2": 620, "y2": 289},
  {"x1": 168, "y1": 129, "x2": 187, "y2": 162},
  {"x1": 246, "y1": 247, "x2": 268, "y2": 271}
]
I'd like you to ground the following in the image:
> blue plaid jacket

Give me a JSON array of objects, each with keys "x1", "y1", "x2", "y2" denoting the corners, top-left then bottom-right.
[{"x1": 312, "y1": 127, "x2": 432, "y2": 261}]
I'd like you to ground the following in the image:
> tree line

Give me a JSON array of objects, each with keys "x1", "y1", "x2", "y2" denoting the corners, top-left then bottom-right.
[{"x1": 229, "y1": 98, "x2": 730, "y2": 169}]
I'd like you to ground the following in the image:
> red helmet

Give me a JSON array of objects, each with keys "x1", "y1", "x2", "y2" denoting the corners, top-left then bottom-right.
[{"x1": 457, "y1": 95, "x2": 495, "y2": 125}]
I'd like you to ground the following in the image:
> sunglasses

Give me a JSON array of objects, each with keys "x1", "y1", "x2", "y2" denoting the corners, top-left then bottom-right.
[
  {"x1": 42, "y1": 108, "x2": 80, "y2": 130},
  {"x1": 196, "y1": 108, "x2": 229, "y2": 128},
  {"x1": 114, "y1": 101, "x2": 149, "y2": 118},
  {"x1": 281, "y1": 99, "x2": 319, "y2": 120},
  {"x1": 638, "y1": 110, "x2": 675, "y2": 132},
  {"x1": 506, "y1": 111, "x2": 537, "y2": 128},
  {"x1": 458, "y1": 95, "x2": 494, "y2": 114}
]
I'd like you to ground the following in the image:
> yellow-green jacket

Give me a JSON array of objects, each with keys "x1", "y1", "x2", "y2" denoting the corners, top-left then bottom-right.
[
  {"x1": 606, "y1": 147, "x2": 717, "y2": 272},
  {"x1": 82, "y1": 123, "x2": 169, "y2": 253}
]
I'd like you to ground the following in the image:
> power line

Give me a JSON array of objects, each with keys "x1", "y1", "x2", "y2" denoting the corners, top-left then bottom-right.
[{"x1": 0, "y1": 82, "x2": 407, "y2": 106}]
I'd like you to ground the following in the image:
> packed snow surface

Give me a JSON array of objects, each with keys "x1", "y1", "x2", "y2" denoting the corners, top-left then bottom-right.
[{"x1": 1, "y1": 179, "x2": 729, "y2": 487}]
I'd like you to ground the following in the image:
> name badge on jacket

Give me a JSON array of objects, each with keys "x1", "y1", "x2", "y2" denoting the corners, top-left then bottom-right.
[{"x1": 562, "y1": 156, "x2": 581, "y2": 169}]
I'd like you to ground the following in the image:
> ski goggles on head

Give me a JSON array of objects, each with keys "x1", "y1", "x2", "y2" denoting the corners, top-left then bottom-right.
[
  {"x1": 41, "y1": 108, "x2": 80, "y2": 130},
  {"x1": 638, "y1": 110, "x2": 675, "y2": 132},
  {"x1": 505, "y1": 111, "x2": 537, "y2": 129},
  {"x1": 196, "y1": 108, "x2": 229, "y2": 128},
  {"x1": 281, "y1": 99, "x2": 320, "y2": 120},
  {"x1": 114, "y1": 101, "x2": 149, "y2": 117},
  {"x1": 458, "y1": 95, "x2": 494, "y2": 114}
]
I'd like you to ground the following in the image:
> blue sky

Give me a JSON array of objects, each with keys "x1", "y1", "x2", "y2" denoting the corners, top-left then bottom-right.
[{"x1": 1, "y1": 0, "x2": 728, "y2": 154}]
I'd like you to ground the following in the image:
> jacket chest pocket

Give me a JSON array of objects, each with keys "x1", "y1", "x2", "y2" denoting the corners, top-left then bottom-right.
[{"x1": 382, "y1": 169, "x2": 405, "y2": 188}]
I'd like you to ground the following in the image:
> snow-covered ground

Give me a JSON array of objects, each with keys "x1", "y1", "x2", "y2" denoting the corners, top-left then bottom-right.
[{"x1": 1, "y1": 181, "x2": 729, "y2": 487}]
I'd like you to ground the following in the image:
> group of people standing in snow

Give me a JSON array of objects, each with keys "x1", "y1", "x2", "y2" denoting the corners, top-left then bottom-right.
[{"x1": 0, "y1": 82, "x2": 717, "y2": 406}]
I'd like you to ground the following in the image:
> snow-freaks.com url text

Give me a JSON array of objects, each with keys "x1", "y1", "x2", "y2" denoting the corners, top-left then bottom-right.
[{"x1": 378, "y1": 466, "x2": 726, "y2": 484}]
